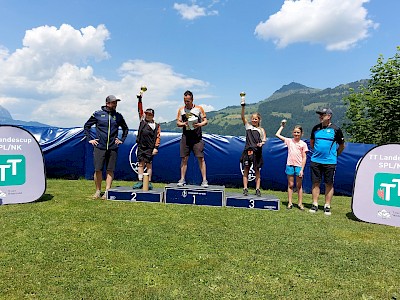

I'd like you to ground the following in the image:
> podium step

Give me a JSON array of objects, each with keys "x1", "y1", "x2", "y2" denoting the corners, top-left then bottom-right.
[
  {"x1": 225, "y1": 193, "x2": 280, "y2": 211},
  {"x1": 106, "y1": 186, "x2": 163, "y2": 203},
  {"x1": 164, "y1": 184, "x2": 225, "y2": 207}
]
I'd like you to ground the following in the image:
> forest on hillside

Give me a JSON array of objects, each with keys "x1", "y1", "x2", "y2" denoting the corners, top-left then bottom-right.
[{"x1": 160, "y1": 80, "x2": 367, "y2": 138}]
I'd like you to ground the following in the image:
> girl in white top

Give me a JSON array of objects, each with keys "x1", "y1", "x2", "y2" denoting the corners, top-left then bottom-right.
[{"x1": 275, "y1": 120, "x2": 309, "y2": 210}]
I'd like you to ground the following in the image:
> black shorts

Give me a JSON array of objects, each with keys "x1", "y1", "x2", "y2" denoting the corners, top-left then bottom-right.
[
  {"x1": 240, "y1": 149, "x2": 263, "y2": 170},
  {"x1": 310, "y1": 161, "x2": 336, "y2": 185},
  {"x1": 180, "y1": 135, "x2": 204, "y2": 158},
  {"x1": 137, "y1": 147, "x2": 154, "y2": 164},
  {"x1": 93, "y1": 147, "x2": 118, "y2": 172}
]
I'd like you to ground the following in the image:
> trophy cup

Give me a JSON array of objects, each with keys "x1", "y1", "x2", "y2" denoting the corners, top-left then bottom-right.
[
  {"x1": 187, "y1": 115, "x2": 198, "y2": 130},
  {"x1": 240, "y1": 92, "x2": 246, "y2": 106},
  {"x1": 137, "y1": 85, "x2": 147, "y2": 98}
]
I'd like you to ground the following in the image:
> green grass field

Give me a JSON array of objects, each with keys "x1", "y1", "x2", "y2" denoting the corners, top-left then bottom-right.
[{"x1": 1, "y1": 179, "x2": 399, "y2": 299}]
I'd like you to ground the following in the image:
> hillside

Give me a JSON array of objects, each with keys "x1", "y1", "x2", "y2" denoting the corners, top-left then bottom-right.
[
  {"x1": 0, "y1": 105, "x2": 50, "y2": 127},
  {"x1": 160, "y1": 80, "x2": 368, "y2": 137}
]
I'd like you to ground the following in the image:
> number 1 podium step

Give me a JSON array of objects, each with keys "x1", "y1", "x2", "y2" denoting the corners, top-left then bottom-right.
[{"x1": 164, "y1": 184, "x2": 225, "y2": 207}]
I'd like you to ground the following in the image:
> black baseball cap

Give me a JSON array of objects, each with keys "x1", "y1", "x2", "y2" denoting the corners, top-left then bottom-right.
[
  {"x1": 145, "y1": 108, "x2": 155, "y2": 116},
  {"x1": 316, "y1": 108, "x2": 333, "y2": 115},
  {"x1": 106, "y1": 95, "x2": 121, "y2": 103}
]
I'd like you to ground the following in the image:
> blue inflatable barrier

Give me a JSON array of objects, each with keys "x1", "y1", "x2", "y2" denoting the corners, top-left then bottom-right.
[{"x1": 21, "y1": 126, "x2": 375, "y2": 196}]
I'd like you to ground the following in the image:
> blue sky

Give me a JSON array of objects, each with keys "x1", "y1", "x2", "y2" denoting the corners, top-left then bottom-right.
[{"x1": 0, "y1": 0, "x2": 399, "y2": 128}]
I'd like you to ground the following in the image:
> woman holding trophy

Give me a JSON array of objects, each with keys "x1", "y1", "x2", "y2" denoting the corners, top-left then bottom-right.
[
  {"x1": 132, "y1": 86, "x2": 161, "y2": 190},
  {"x1": 240, "y1": 92, "x2": 267, "y2": 197}
]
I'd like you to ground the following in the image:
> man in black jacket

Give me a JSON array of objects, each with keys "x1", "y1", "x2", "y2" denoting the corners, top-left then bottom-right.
[{"x1": 84, "y1": 95, "x2": 129, "y2": 199}]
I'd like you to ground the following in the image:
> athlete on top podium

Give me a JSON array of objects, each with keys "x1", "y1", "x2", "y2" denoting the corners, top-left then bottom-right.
[{"x1": 176, "y1": 90, "x2": 208, "y2": 187}]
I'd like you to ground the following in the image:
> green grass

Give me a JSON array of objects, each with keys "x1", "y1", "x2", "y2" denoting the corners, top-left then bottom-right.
[
  {"x1": 303, "y1": 102, "x2": 328, "y2": 111},
  {"x1": 271, "y1": 112, "x2": 292, "y2": 119},
  {"x1": 1, "y1": 179, "x2": 400, "y2": 299}
]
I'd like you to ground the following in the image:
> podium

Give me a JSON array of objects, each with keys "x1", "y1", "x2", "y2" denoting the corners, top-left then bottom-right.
[
  {"x1": 164, "y1": 184, "x2": 225, "y2": 207},
  {"x1": 105, "y1": 185, "x2": 280, "y2": 211},
  {"x1": 106, "y1": 186, "x2": 163, "y2": 203},
  {"x1": 225, "y1": 193, "x2": 280, "y2": 211}
]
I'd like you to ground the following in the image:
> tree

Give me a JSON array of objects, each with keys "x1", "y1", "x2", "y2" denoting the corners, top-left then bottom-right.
[{"x1": 343, "y1": 46, "x2": 400, "y2": 145}]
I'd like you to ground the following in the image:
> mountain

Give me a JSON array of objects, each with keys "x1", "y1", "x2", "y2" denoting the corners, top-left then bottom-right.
[
  {"x1": 159, "y1": 79, "x2": 368, "y2": 138},
  {"x1": 264, "y1": 82, "x2": 321, "y2": 102},
  {"x1": 0, "y1": 106, "x2": 13, "y2": 119},
  {"x1": 0, "y1": 105, "x2": 51, "y2": 127}
]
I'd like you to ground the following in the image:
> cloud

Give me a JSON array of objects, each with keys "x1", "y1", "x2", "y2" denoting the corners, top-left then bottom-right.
[
  {"x1": 254, "y1": 0, "x2": 378, "y2": 51},
  {"x1": 173, "y1": 2, "x2": 218, "y2": 20},
  {"x1": 0, "y1": 24, "x2": 209, "y2": 128},
  {"x1": 116, "y1": 60, "x2": 209, "y2": 124},
  {"x1": 198, "y1": 104, "x2": 215, "y2": 112},
  {"x1": 2, "y1": 24, "x2": 109, "y2": 78}
]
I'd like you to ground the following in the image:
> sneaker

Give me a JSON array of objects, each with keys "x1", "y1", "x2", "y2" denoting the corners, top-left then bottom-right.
[
  {"x1": 177, "y1": 179, "x2": 186, "y2": 187},
  {"x1": 324, "y1": 206, "x2": 331, "y2": 216},
  {"x1": 287, "y1": 203, "x2": 293, "y2": 209},
  {"x1": 132, "y1": 181, "x2": 143, "y2": 189},
  {"x1": 309, "y1": 204, "x2": 318, "y2": 213},
  {"x1": 101, "y1": 190, "x2": 108, "y2": 200},
  {"x1": 201, "y1": 180, "x2": 208, "y2": 188},
  {"x1": 255, "y1": 189, "x2": 261, "y2": 197},
  {"x1": 92, "y1": 190, "x2": 101, "y2": 199},
  {"x1": 148, "y1": 182, "x2": 153, "y2": 190},
  {"x1": 298, "y1": 204, "x2": 305, "y2": 211},
  {"x1": 243, "y1": 188, "x2": 248, "y2": 196}
]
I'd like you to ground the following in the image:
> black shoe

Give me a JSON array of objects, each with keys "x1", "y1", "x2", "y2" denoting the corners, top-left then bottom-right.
[
  {"x1": 243, "y1": 188, "x2": 248, "y2": 196},
  {"x1": 324, "y1": 206, "x2": 331, "y2": 216},
  {"x1": 255, "y1": 189, "x2": 261, "y2": 197},
  {"x1": 309, "y1": 204, "x2": 318, "y2": 213}
]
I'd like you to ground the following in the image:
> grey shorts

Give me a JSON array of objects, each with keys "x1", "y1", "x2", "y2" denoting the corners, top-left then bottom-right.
[
  {"x1": 93, "y1": 147, "x2": 118, "y2": 172},
  {"x1": 180, "y1": 135, "x2": 204, "y2": 158}
]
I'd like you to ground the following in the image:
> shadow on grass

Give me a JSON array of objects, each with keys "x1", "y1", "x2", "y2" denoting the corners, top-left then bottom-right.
[
  {"x1": 36, "y1": 194, "x2": 54, "y2": 203},
  {"x1": 346, "y1": 211, "x2": 362, "y2": 222}
]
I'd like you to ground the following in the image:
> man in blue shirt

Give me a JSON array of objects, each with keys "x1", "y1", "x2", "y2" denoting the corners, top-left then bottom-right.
[
  {"x1": 309, "y1": 108, "x2": 345, "y2": 215},
  {"x1": 84, "y1": 95, "x2": 129, "y2": 199}
]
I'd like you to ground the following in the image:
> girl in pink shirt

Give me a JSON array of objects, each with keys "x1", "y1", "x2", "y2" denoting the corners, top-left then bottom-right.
[{"x1": 275, "y1": 120, "x2": 309, "y2": 210}]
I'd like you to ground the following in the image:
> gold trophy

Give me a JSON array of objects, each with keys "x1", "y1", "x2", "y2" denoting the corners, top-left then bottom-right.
[
  {"x1": 137, "y1": 85, "x2": 147, "y2": 98},
  {"x1": 240, "y1": 92, "x2": 246, "y2": 106}
]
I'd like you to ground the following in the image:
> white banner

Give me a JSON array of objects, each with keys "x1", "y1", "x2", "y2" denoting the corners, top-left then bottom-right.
[
  {"x1": 0, "y1": 126, "x2": 46, "y2": 204},
  {"x1": 352, "y1": 144, "x2": 400, "y2": 227}
]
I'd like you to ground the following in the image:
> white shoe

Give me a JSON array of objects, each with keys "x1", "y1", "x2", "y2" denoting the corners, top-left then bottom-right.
[
  {"x1": 92, "y1": 190, "x2": 101, "y2": 199},
  {"x1": 177, "y1": 179, "x2": 186, "y2": 187},
  {"x1": 101, "y1": 190, "x2": 109, "y2": 200},
  {"x1": 201, "y1": 180, "x2": 208, "y2": 188}
]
